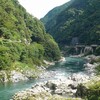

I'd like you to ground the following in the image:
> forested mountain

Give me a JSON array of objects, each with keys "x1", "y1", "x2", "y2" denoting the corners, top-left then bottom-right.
[
  {"x1": 41, "y1": 0, "x2": 74, "y2": 25},
  {"x1": 42, "y1": 0, "x2": 100, "y2": 47},
  {"x1": 0, "y1": 0, "x2": 61, "y2": 70}
]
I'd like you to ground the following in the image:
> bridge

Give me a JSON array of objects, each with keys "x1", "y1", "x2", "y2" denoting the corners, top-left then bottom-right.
[
  {"x1": 64, "y1": 44, "x2": 100, "y2": 54},
  {"x1": 65, "y1": 44, "x2": 99, "y2": 48}
]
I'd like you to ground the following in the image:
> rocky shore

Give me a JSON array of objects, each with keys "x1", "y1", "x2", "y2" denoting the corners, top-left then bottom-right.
[
  {"x1": 0, "y1": 70, "x2": 35, "y2": 83},
  {"x1": 12, "y1": 74, "x2": 100, "y2": 100},
  {"x1": 0, "y1": 57, "x2": 67, "y2": 83},
  {"x1": 0, "y1": 59, "x2": 56, "y2": 83},
  {"x1": 12, "y1": 55, "x2": 100, "y2": 100},
  {"x1": 12, "y1": 78, "x2": 83, "y2": 100},
  {"x1": 0, "y1": 65, "x2": 45, "y2": 83},
  {"x1": 84, "y1": 55, "x2": 100, "y2": 75}
]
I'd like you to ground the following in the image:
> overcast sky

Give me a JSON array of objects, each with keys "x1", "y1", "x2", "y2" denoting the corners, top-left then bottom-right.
[{"x1": 18, "y1": 0, "x2": 70, "y2": 19}]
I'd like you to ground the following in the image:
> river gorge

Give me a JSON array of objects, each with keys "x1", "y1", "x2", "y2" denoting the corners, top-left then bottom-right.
[{"x1": 0, "y1": 57, "x2": 97, "y2": 100}]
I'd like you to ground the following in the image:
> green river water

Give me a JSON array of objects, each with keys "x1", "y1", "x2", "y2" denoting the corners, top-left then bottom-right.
[{"x1": 0, "y1": 57, "x2": 87, "y2": 100}]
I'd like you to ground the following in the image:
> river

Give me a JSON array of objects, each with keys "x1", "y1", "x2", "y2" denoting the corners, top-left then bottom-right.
[{"x1": 0, "y1": 57, "x2": 87, "y2": 100}]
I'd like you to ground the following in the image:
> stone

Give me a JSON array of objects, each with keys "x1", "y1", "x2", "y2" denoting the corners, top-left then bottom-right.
[
  {"x1": 55, "y1": 89, "x2": 63, "y2": 95},
  {"x1": 71, "y1": 73, "x2": 90, "y2": 83},
  {"x1": 10, "y1": 70, "x2": 28, "y2": 82},
  {"x1": 59, "y1": 57, "x2": 66, "y2": 62},
  {"x1": 75, "y1": 84, "x2": 88, "y2": 98},
  {"x1": 0, "y1": 71, "x2": 8, "y2": 83},
  {"x1": 46, "y1": 80, "x2": 57, "y2": 90},
  {"x1": 68, "y1": 84, "x2": 77, "y2": 89}
]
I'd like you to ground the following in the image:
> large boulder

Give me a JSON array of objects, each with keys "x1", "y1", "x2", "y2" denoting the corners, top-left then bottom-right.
[
  {"x1": 71, "y1": 73, "x2": 90, "y2": 83},
  {"x1": 68, "y1": 84, "x2": 77, "y2": 89},
  {"x1": 0, "y1": 71, "x2": 8, "y2": 83},
  {"x1": 46, "y1": 80, "x2": 57, "y2": 90},
  {"x1": 10, "y1": 70, "x2": 28, "y2": 82},
  {"x1": 75, "y1": 84, "x2": 88, "y2": 98}
]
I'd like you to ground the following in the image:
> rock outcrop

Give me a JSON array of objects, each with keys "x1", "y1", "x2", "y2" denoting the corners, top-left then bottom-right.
[
  {"x1": 0, "y1": 71, "x2": 8, "y2": 83},
  {"x1": 10, "y1": 70, "x2": 28, "y2": 82},
  {"x1": 76, "y1": 76, "x2": 100, "y2": 99},
  {"x1": 0, "y1": 69, "x2": 40, "y2": 83},
  {"x1": 84, "y1": 55, "x2": 100, "y2": 76},
  {"x1": 12, "y1": 75, "x2": 89, "y2": 100}
]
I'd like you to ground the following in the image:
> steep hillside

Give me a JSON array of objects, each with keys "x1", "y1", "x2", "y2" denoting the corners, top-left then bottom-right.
[
  {"x1": 43, "y1": 0, "x2": 100, "y2": 47},
  {"x1": 0, "y1": 0, "x2": 61, "y2": 70},
  {"x1": 41, "y1": 0, "x2": 74, "y2": 32},
  {"x1": 41, "y1": 1, "x2": 73, "y2": 25}
]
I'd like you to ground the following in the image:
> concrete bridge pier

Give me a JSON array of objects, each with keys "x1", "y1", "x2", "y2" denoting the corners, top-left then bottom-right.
[{"x1": 84, "y1": 46, "x2": 93, "y2": 54}]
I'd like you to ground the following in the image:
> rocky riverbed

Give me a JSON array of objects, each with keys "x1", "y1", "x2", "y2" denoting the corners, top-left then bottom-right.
[
  {"x1": 12, "y1": 55, "x2": 100, "y2": 100},
  {"x1": 12, "y1": 78, "x2": 83, "y2": 100},
  {"x1": 12, "y1": 74, "x2": 100, "y2": 100},
  {"x1": 0, "y1": 60, "x2": 56, "y2": 83}
]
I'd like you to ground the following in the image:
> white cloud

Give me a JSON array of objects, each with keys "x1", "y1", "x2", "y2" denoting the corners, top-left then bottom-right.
[{"x1": 18, "y1": 0, "x2": 70, "y2": 19}]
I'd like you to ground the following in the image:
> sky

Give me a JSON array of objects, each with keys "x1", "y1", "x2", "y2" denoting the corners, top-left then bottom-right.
[{"x1": 18, "y1": 0, "x2": 70, "y2": 19}]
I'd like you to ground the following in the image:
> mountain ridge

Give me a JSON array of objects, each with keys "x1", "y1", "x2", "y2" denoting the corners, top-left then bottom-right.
[
  {"x1": 41, "y1": 0, "x2": 100, "y2": 47},
  {"x1": 41, "y1": 0, "x2": 74, "y2": 26}
]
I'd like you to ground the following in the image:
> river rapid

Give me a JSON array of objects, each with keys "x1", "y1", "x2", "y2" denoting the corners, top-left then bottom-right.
[{"x1": 0, "y1": 57, "x2": 87, "y2": 100}]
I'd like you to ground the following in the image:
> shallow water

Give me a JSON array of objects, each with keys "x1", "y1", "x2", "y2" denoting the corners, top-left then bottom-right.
[{"x1": 0, "y1": 57, "x2": 86, "y2": 100}]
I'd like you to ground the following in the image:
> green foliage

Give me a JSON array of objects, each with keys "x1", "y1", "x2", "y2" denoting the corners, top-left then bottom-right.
[
  {"x1": 42, "y1": 0, "x2": 100, "y2": 46},
  {"x1": 77, "y1": 82, "x2": 100, "y2": 100},
  {"x1": 87, "y1": 81, "x2": 100, "y2": 100},
  {"x1": 41, "y1": 1, "x2": 73, "y2": 25},
  {"x1": 43, "y1": 34, "x2": 61, "y2": 61},
  {"x1": 95, "y1": 65, "x2": 100, "y2": 74},
  {"x1": 88, "y1": 81, "x2": 100, "y2": 90},
  {"x1": 0, "y1": 0, "x2": 61, "y2": 70},
  {"x1": 0, "y1": 46, "x2": 11, "y2": 69},
  {"x1": 95, "y1": 46, "x2": 100, "y2": 56},
  {"x1": 20, "y1": 43, "x2": 44, "y2": 66}
]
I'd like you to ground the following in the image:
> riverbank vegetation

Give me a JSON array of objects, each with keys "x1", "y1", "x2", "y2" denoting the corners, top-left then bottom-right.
[
  {"x1": 0, "y1": 0, "x2": 61, "y2": 71},
  {"x1": 76, "y1": 76, "x2": 100, "y2": 100},
  {"x1": 76, "y1": 54, "x2": 100, "y2": 100}
]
